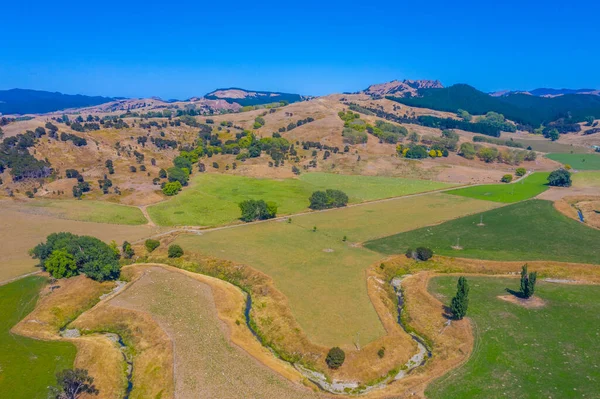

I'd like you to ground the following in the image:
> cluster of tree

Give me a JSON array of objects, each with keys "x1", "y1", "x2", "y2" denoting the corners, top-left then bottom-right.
[
  {"x1": 405, "y1": 247, "x2": 433, "y2": 261},
  {"x1": 138, "y1": 120, "x2": 164, "y2": 129},
  {"x1": 121, "y1": 109, "x2": 173, "y2": 119},
  {"x1": 366, "y1": 120, "x2": 408, "y2": 144},
  {"x1": 239, "y1": 199, "x2": 277, "y2": 222},
  {"x1": 253, "y1": 116, "x2": 266, "y2": 129},
  {"x1": 278, "y1": 116, "x2": 315, "y2": 133},
  {"x1": 0, "y1": 130, "x2": 52, "y2": 181},
  {"x1": 60, "y1": 132, "x2": 87, "y2": 146},
  {"x1": 476, "y1": 112, "x2": 517, "y2": 132},
  {"x1": 161, "y1": 156, "x2": 191, "y2": 196},
  {"x1": 472, "y1": 135, "x2": 524, "y2": 148},
  {"x1": 547, "y1": 169, "x2": 571, "y2": 187},
  {"x1": 397, "y1": 143, "x2": 438, "y2": 159},
  {"x1": 151, "y1": 136, "x2": 178, "y2": 149},
  {"x1": 420, "y1": 129, "x2": 459, "y2": 152},
  {"x1": 308, "y1": 189, "x2": 349, "y2": 210},
  {"x1": 30, "y1": 232, "x2": 121, "y2": 281},
  {"x1": 458, "y1": 142, "x2": 536, "y2": 165}
]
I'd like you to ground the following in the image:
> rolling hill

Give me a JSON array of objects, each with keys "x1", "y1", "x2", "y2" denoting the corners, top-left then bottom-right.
[{"x1": 204, "y1": 88, "x2": 305, "y2": 106}]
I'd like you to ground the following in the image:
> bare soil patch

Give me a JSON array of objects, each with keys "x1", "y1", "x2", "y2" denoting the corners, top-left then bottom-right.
[{"x1": 497, "y1": 294, "x2": 547, "y2": 309}]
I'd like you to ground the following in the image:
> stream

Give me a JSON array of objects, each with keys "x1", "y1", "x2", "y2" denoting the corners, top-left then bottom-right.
[{"x1": 242, "y1": 275, "x2": 431, "y2": 395}]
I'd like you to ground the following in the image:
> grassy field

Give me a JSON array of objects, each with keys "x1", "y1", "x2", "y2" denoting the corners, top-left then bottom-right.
[
  {"x1": 572, "y1": 171, "x2": 600, "y2": 188},
  {"x1": 0, "y1": 276, "x2": 76, "y2": 399},
  {"x1": 446, "y1": 172, "x2": 550, "y2": 203},
  {"x1": 147, "y1": 172, "x2": 454, "y2": 227},
  {"x1": 0, "y1": 203, "x2": 159, "y2": 282},
  {"x1": 546, "y1": 153, "x2": 600, "y2": 170},
  {"x1": 109, "y1": 267, "x2": 317, "y2": 398},
  {"x1": 174, "y1": 193, "x2": 498, "y2": 346},
  {"x1": 23, "y1": 199, "x2": 147, "y2": 225},
  {"x1": 364, "y1": 200, "x2": 600, "y2": 264},
  {"x1": 427, "y1": 276, "x2": 600, "y2": 399},
  {"x1": 508, "y1": 138, "x2": 591, "y2": 154}
]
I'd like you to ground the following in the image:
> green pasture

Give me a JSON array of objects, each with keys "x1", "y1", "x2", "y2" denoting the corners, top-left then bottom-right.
[
  {"x1": 24, "y1": 200, "x2": 147, "y2": 225},
  {"x1": 365, "y1": 200, "x2": 600, "y2": 264},
  {"x1": 446, "y1": 172, "x2": 550, "y2": 203},
  {"x1": 0, "y1": 276, "x2": 76, "y2": 398},
  {"x1": 546, "y1": 153, "x2": 600, "y2": 170},
  {"x1": 427, "y1": 276, "x2": 600, "y2": 399},
  {"x1": 147, "y1": 172, "x2": 454, "y2": 227},
  {"x1": 572, "y1": 171, "x2": 600, "y2": 188},
  {"x1": 173, "y1": 193, "x2": 497, "y2": 347}
]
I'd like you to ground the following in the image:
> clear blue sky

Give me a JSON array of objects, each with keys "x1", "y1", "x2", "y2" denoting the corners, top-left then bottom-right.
[{"x1": 1, "y1": 0, "x2": 598, "y2": 99}]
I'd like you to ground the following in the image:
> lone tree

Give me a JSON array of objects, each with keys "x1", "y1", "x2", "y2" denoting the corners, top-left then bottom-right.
[
  {"x1": 168, "y1": 244, "x2": 184, "y2": 258},
  {"x1": 49, "y1": 368, "x2": 98, "y2": 399},
  {"x1": 520, "y1": 264, "x2": 537, "y2": 299},
  {"x1": 450, "y1": 277, "x2": 470, "y2": 320},
  {"x1": 547, "y1": 169, "x2": 572, "y2": 187},
  {"x1": 326, "y1": 347, "x2": 345, "y2": 369}
]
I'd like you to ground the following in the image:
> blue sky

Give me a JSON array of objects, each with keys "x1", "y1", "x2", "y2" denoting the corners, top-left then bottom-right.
[{"x1": 1, "y1": 0, "x2": 598, "y2": 99}]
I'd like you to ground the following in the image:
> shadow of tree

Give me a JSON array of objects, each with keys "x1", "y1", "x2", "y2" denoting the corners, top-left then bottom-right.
[
  {"x1": 505, "y1": 288, "x2": 525, "y2": 299},
  {"x1": 442, "y1": 304, "x2": 453, "y2": 320}
]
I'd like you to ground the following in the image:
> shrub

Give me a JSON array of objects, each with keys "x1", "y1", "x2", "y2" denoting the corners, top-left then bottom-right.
[
  {"x1": 326, "y1": 347, "x2": 345, "y2": 369},
  {"x1": 168, "y1": 244, "x2": 184, "y2": 258},
  {"x1": 415, "y1": 247, "x2": 433, "y2": 261},
  {"x1": 162, "y1": 181, "x2": 182, "y2": 196},
  {"x1": 501, "y1": 174, "x2": 513, "y2": 183},
  {"x1": 121, "y1": 241, "x2": 134, "y2": 259},
  {"x1": 377, "y1": 347, "x2": 386, "y2": 358},
  {"x1": 144, "y1": 239, "x2": 160, "y2": 252},
  {"x1": 515, "y1": 167, "x2": 526, "y2": 176},
  {"x1": 547, "y1": 169, "x2": 572, "y2": 187}
]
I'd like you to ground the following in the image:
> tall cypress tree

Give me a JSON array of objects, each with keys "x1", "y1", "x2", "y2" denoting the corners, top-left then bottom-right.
[
  {"x1": 520, "y1": 264, "x2": 537, "y2": 298},
  {"x1": 451, "y1": 276, "x2": 470, "y2": 320}
]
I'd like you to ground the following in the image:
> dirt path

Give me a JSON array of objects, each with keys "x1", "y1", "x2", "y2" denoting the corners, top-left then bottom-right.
[
  {"x1": 137, "y1": 205, "x2": 156, "y2": 227},
  {"x1": 133, "y1": 182, "x2": 483, "y2": 244}
]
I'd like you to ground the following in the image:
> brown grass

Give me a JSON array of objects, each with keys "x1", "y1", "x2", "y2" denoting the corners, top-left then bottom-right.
[
  {"x1": 497, "y1": 295, "x2": 546, "y2": 309},
  {"x1": 554, "y1": 195, "x2": 600, "y2": 229}
]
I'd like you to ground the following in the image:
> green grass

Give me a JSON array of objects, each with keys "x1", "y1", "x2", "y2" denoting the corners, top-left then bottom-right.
[
  {"x1": 546, "y1": 153, "x2": 600, "y2": 170},
  {"x1": 173, "y1": 193, "x2": 498, "y2": 346},
  {"x1": 24, "y1": 200, "x2": 147, "y2": 225},
  {"x1": 427, "y1": 276, "x2": 600, "y2": 399},
  {"x1": 0, "y1": 276, "x2": 76, "y2": 398},
  {"x1": 148, "y1": 172, "x2": 454, "y2": 227},
  {"x1": 364, "y1": 199, "x2": 600, "y2": 264},
  {"x1": 446, "y1": 172, "x2": 550, "y2": 203}
]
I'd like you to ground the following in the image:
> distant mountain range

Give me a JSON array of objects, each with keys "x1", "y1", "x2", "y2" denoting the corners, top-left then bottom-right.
[
  {"x1": 388, "y1": 84, "x2": 600, "y2": 127},
  {"x1": 490, "y1": 88, "x2": 600, "y2": 98},
  {"x1": 0, "y1": 89, "x2": 119, "y2": 115}
]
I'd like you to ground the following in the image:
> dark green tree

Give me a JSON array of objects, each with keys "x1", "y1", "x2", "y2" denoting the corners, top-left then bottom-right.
[
  {"x1": 450, "y1": 276, "x2": 469, "y2": 320},
  {"x1": 547, "y1": 169, "x2": 571, "y2": 187},
  {"x1": 122, "y1": 241, "x2": 135, "y2": 259},
  {"x1": 168, "y1": 244, "x2": 184, "y2": 258},
  {"x1": 520, "y1": 264, "x2": 537, "y2": 299},
  {"x1": 325, "y1": 347, "x2": 345, "y2": 369},
  {"x1": 144, "y1": 239, "x2": 160, "y2": 252}
]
